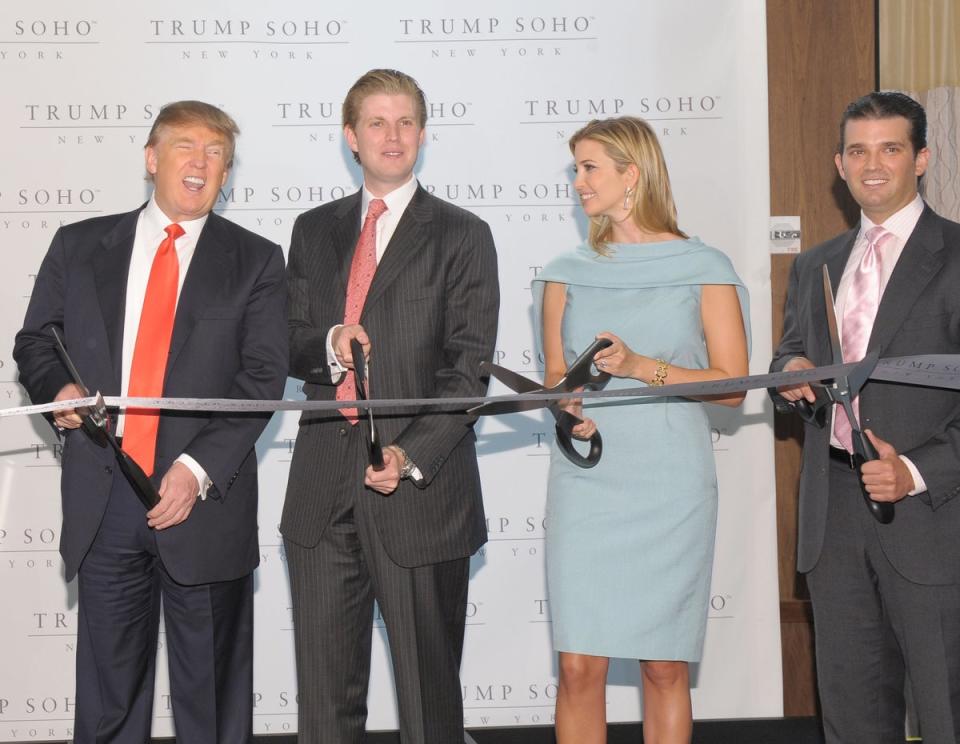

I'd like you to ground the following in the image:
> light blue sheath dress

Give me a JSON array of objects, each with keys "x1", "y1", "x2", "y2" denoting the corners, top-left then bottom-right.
[{"x1": 531, "y1": 239, "x2": 750, "y2": 661}]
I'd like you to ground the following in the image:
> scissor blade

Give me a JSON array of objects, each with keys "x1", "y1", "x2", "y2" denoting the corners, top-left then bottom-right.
[
  {"x1": 821, "y1": 265, "x2": 845, "y2": 366},
  {"x1": 349, "y1": 339, "x2": 384, "y2": 471},
  {"x1": 479, "y1": 362, "x2": 544, "y2": 394},
  {"x1": 846, "y1": 350, "x2": 879, "y2": 400},
  {"x1": 50, "y1": 327, "x2": 91, "y2": 397},
  {"x1": 548, "y1": 337, "x2": 612, "y2": 392},
  {"x1": 468, "y1": 398, "x2": 549, "y2": 417},
  {"x1": 49, "y1": 326, "x2": 109, "y2": 443}
]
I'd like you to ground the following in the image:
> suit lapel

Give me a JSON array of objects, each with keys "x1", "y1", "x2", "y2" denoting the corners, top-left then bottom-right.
[
  {"x1": 824, "y1": 230, "x2": 855, "y2": 298},
  {"x1": 814, "y1": 229, "x2": 857, "y2": 364},
  {"x1": 869, "y1": 207, "x2": 944, "y2": 354},
  {"x1": 92, "y1": 208, "x2": 141, "y2": 387},
  {"x1": 165, "y1": 213, "x2": 231, "y2": 377},
  {"x1": 333, "y1": 193, "x2": 362, "y2": 294},
  {"x1": 362, "y1": 186, "x2": 433, "y2": 317}
]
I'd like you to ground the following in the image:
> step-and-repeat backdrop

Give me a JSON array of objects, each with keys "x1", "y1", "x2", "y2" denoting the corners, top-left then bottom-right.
[{"x1": 0, "y1": 1, "x2": 780, "y2": 739}]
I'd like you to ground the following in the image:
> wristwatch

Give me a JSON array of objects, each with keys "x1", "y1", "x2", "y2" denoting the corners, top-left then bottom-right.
[{"x1": 393, "y1": 445, "x2": 417, "y2": 479}]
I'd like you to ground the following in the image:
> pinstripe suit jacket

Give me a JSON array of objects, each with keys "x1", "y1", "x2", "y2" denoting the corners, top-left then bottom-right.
[{"x1": 280, "y1": 185, "x2": 499, "y2": 568}]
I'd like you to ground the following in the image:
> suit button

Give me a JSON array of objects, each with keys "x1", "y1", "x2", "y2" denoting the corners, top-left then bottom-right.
[
  {"x1": 104, "y1": 466, "x2": 113, "y2": 475},
  {"x1": 338, "y1": 426, "x2": 347, "y2": 437}
]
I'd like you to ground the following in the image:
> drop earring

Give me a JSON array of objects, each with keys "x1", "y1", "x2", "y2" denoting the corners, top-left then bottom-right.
[{"x1": 623, "y1": 186, "x2": 634, "y2": 210}]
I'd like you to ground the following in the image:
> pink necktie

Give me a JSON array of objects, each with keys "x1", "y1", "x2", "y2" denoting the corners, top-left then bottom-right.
[
  {"x1": 123, "y1": 223, "x2": 184, "y2": 475},
  {"x1": 834, "y1": 226, "x2": 892, "y2": 451},
  {"x1": 338, "y1": 198, "x2": 388, "y2": 422}
]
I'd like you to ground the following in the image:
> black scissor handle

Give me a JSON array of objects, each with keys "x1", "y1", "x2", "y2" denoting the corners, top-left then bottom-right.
[
  {"x1": 559, "y1": 337, "x2": 614, "y2": 390},
  {"x1": 112, "y1": 444, "x2": 161, "y2": 510},
  {"x1": 549, "y1": 338, "x2": 614, "y2": 468},
  {"x1": 370, "y1": 429, "x2": 386, "y2": 473},
  {"x1": 852, "y1": 429, "x2": 895, "y2": 524},
  {"x1": 790, "y1": 385, "x2": 833, "y2": 428},
  {"x1": 349, "y1": 338, "x2": 385, "y2": 472},
  {"x1": 349, "y1": 339, "x2": 367, "y2": 388},
  {"x1": 554, "y1": 409, "x2": 602, "y2": 469}
]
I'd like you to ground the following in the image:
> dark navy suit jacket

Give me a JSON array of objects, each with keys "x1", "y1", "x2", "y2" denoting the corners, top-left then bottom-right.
[{"x1": 14, "y1": 206, "x2": 289, "y2": 584}]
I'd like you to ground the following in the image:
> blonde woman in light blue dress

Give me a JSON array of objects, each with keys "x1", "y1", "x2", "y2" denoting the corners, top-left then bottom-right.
[{"x1": 533, "y1": 117, "x2": 750, "y2": 744}]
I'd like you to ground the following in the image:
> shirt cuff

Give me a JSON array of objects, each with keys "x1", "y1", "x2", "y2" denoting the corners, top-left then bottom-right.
[
  {"x1": 326, "y1": 325, "x2": 347, "y2": 384},
  {"x1": 176, "y1": 454, "x2": 212, "y2": 501},
  {"x1": 899, "y1": 455, "x2": 927, "y2": 496}
]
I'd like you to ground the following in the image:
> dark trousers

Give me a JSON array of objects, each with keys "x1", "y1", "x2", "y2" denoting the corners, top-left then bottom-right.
[
  {"x1": 73, "y1": 472, "x2": 254, "y2": 744},
  {"x1": 806, "y1": 459, "x2": 960, "y2": 744},
  {"x1": 285, "y1": 461, "x2": 470, "y2": 744}
]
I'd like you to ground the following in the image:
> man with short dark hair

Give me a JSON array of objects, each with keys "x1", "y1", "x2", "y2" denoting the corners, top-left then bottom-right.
[
  {"x1": 772, "y1": 91, "x2": 960, "y2": 742},
  {"x1": 282, "y1": 69, "x2": 499, "y2": 743},
  {"x1": 14, "y1": 100, "x2": 288, "y2": 743}
]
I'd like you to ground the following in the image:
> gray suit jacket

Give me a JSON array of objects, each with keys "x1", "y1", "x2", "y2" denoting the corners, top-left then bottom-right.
[
  {"x1": 771, "y1": 206, "x2": 960, "y2": 584},
  {"x1": 281, "y1": 186, "x2": 500, "y2": 568},
  {"x1": 13, "y1": 207, "x2": 289, "y2": 584}
]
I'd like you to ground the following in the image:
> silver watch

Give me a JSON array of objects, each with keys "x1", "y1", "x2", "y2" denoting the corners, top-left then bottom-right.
[{"x1": 393, "y1": 446, "x2": 416, "y2": 479}]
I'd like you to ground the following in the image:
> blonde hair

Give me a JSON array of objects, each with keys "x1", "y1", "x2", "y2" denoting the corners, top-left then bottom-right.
[
  {"x1": 569, "y1": 117, "x2": 686, "y2": 254},
  {"x1": 146, "y1": 100, "x2": 240, "y2": 169},
  {"x1": 342, "y1": 69, "x2": 427, "y2": 164}
]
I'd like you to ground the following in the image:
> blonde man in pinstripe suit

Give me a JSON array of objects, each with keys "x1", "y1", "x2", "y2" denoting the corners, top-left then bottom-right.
[{"x1": 281, "y1": 69, "x2": 500, "y2": 743}]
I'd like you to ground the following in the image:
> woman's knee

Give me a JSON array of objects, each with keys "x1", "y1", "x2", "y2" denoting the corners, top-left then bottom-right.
[
  {"x1": 558, "y1": 653, "x2": 609, "y2": 693},
  {"x1": 641, "y1": 660, "x2": 688, "y2": 689}
]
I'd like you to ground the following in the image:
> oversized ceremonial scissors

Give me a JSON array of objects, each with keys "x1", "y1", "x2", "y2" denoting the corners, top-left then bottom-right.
[
  {"x1": 50, "y1": 327, "x2": 161, "y2": 510},
  {"x1": 777, "y1": 265, "x2": 893, "y2": 524},
  {"x1": 469, "y1": 338, "x2": 613, "y2": 468},
  {"x1": 350, "y1": 338, "x2": 385, "y2": 471}
]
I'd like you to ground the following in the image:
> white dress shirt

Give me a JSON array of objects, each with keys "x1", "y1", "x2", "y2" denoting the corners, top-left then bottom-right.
[
  {"x1": 118, "y1": 196, "x2": 211, "y2": 498},
  {"x1": 831, "y1": 193, "x2": 926, "y2": 494}
]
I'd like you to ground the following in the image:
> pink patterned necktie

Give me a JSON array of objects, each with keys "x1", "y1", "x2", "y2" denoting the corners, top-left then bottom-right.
[
  {"x1": 834, "y1": 225, "x2": 893, "y2": 451},
  {"x1": 337, "y1": 198, "x2": 388, "y2": 422}
]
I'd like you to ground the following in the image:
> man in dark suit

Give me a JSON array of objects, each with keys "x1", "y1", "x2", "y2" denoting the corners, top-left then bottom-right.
[
  {"x1": 13, "y1": 101, "x2": 288, "y2": 743},
  {"x1": 282, "y1": 69, "x2": 499, "y2": 743},
  {"x1": 772, "y1": 92, "x2": 960, "y2": 742}
]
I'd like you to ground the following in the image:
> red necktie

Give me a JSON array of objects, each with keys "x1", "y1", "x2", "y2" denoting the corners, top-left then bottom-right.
[
  {"x1": 337, "y1": 199, "x2": 387, "y2": 422},
  {"x1": 122, "y1": 223, "x2": 184, "y2": 475},
  {"x1": 834, "y1": 226, "x2": 892, "y2": 451}
]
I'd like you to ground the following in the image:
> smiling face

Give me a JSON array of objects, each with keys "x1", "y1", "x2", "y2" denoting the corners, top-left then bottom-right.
[
  {"x1": 145, "y1": 122, "x2": 229, "y2": 223},
  {"x1": 572, "y1": 138, "x2": 638, "y2": 221},
  {"x1": 835, "y1": 116, "x2": 929, "y2": 224},
  {"x1": 344, "y1": 93, "x2": 425, "y2": 197}
]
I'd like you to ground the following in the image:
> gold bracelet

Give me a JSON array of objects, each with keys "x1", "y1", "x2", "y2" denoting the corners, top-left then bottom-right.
[{"x1": 650, "y1": 358, "x2": 669, "y2": 387}]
